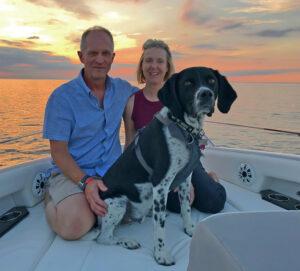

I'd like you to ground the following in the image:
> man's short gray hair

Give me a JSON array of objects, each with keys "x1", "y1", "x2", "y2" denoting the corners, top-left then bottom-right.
[{"x1": 80, "y1": 26, "x2": 114, "y2": 52}]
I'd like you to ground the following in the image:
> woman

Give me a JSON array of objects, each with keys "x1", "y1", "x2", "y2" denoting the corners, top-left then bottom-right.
[{"x1": 123, "y1": 39, "x2": 226, "y2": 213}]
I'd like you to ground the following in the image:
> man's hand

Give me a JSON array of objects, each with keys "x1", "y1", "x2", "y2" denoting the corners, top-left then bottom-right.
[{"x1": 85, "y1": 178, "x2": 108, "y2": 217}]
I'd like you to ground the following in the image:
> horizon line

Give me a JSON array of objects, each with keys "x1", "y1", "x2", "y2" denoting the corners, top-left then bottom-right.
[{"x1": 0, "y1": 77, "x2": 299, "y2": 84}]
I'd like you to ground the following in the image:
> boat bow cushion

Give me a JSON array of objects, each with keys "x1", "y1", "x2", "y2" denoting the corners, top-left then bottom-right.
[{"x1": 188, "y1": 211, "x2": 300, "y2": 271}]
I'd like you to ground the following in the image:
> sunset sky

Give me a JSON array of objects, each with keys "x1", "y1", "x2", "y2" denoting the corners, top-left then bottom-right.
[{"x1": 0, "y1": 0, "x2": 299, "y2": 82}]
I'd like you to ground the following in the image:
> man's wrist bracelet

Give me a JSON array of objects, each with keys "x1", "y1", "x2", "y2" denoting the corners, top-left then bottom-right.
[{"x1": 78, "y1": 175, "x2": 93, "y2": 191}]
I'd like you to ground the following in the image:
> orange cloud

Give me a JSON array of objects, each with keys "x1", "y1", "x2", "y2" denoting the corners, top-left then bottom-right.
[
  {"x1": 114, "y1": 47, "x2": 140, "y2": 64},
  {"x1": 110, "y1": 67, "x2": 138, "y2": 84},
  {"x1": 26, "y1": 0, "x2": 97, "y2": 19},
  {"x1": 238, "y1": 0, "x2": 300, "y2": 13},
  {"x1": 14, "y1": 63, "x2": 33, "y2": 67},
  {"x1": 229, "y1": 73, "x2": 300, "y2": 82}
]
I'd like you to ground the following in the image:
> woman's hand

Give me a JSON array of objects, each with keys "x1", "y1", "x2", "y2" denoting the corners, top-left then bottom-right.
[
  {"x1": 174, "y1": 183, "x2": 195, "y2": 205},
  {"x1": 208, "y1": 171, "x2": 219, "y2": 182},
  {"x1": 190, "y1": 183, "x2": 195, "y2": 205}
]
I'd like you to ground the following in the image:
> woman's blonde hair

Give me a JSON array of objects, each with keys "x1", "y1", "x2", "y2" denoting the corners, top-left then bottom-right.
[{"x1": 137, "y1": 39, "x2": 175, "y2": 84}]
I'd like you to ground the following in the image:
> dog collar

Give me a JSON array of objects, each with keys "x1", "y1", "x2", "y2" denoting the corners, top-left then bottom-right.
[{"x1": 167, "y1": 113, "x2": 205, "y2": 142}]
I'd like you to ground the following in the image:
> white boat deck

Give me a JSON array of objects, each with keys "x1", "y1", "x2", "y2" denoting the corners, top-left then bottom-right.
[{"x1": 0, "y1": 147, "x2": 299, "y2": 271}]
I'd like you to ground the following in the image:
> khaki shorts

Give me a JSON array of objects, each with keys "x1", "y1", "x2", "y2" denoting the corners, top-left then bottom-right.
[{"x1": 48, "y1": 171, "x2": 83, "y2": 206}]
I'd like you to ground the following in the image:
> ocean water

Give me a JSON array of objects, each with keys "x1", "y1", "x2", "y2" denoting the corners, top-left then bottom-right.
[{"x1": 0, "y1": 79, "x2": 299, "y2": 168}]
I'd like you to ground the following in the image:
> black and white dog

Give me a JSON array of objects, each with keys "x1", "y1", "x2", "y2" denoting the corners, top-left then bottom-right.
[{"x1": 94, "y1": 67, "x2": 237, "y2": 265}]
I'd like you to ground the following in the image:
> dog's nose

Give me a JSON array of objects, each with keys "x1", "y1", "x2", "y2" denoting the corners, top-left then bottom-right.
[{"x1": 198, "y1": 89, "x2": 213, "y2": 100}]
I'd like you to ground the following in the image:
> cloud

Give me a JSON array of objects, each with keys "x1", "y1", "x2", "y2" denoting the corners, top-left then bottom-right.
[
  {"x1": 216, "y1": 20, "x2": 244, "y2": 32},
  {"x1": 180, "y1": 0, "x2": 246, "y2": 32},
  {"x1": 0, "y1": 46, "x2": 80, "y2": 79},
  {"x1": 0, "y1": 46, "x2": 139, "y2": 80},
  {"x1": 105, "y1": 0, "x2": 149, "y2": 2},
  {"x1": 180, "y1": 0, "x2": 214, "y2": 25},
  {"x1": 26, "y1": 0, "x2": 96, "y2": 19},
  {"x1": 171, "y1": 51, "x2": 185, "y2": 55},
  {"x1": 192, "y1": 44, "x2": 217, "y2": 49},
  {"x1": 112, "y1": 63, "x2": 136, "y2": 68},
  {"x1": 0, "y1": 39, "x2": 36, "y2": 47},
  {"x1": 191, "y1": 43, "x2": 238, "y2": 53},
  {"x1": 237, "y1": 0, "x2": 300, "y2": 13},
  {"x1": 46, "y1": 18, "x2": 65, "y2": 25},
  {"x1": 254, "y1": 28, "x2": 300, "y2": 37},
  {"x1": 224, "y1": 68, "x2": 300, "y2": 77},
  {"x1": 170, "y1": 50, "x2": 186, "y2": 60},
  {"x1": 27, "y1": 36, "x2": 40, "y2": 40}
]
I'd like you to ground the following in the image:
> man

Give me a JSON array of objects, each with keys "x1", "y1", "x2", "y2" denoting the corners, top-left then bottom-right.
[{"x1": 43, "y1": 26, "x2": 138, "y2": 240}]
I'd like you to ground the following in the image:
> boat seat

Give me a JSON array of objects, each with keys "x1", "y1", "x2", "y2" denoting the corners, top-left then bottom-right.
[
  {"x1": 33, "y1": 203, "x2": 237, "y2": 271},
  {"x1": 0, "y1": 203, "x2": 55, "y2": 271},
  {"x1": 221, "y1": 180, "x2": 283, "y2": 211},
  {"x1": 0, "y1": 180, "x2": 285, "y2": 271},
  {"x1": 188, "y1": 211, "x2": 300, "y2": 271}
]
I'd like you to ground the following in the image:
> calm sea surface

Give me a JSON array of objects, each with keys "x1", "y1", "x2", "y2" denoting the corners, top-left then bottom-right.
[{"x1": 0, "y1": 79, "x2": 299, "y2": 168}]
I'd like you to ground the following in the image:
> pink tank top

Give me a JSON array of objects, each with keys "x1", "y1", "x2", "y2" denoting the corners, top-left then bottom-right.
[{"x1": 131, "y1": 89, "x2": 163, "y2": 131}]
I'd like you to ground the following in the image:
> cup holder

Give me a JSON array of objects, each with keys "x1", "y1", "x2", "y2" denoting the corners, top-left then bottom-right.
[
  {"x1": 0, "y1": 211, "x2": 22, "y2": 222},
  {"x1": 261, "y1": 190, "x2": 300, "y2": 210},
  {"x1": 295, "y1": 204, "x2": 300, "y2": 210},
  {"x1": 268, "y1": 193, "x2": 289, "y2": 202}
]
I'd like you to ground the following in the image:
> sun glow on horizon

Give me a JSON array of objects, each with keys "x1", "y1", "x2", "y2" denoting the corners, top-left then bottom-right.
[
  {"x1": 114, "y1": 34, "x2": 137, "y2": 51},
  {"x1": 0, "y1": 1, "x2": 15, "y2": 11},
  {"x1": 2, "y1": 21, "x2": 43, "y2": 39}
]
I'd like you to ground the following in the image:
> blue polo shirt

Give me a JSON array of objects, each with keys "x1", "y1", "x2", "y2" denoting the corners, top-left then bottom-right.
[{"x1": 43, "y1": 70, "x2": 138, "y2": 177}]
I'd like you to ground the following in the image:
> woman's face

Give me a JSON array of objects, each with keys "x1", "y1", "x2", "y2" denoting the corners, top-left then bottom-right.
[{"x1": 142, "y1": 47, "x2": 168, "y2": 85}]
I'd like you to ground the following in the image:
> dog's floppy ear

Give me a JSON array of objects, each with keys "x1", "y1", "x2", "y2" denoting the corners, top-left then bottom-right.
[
  {"x1": 158, "y1": 73, "x2": 184, "y2": 119},
  {"x1": 213, "y1": 70, "x2": 237, "y2": 113}
]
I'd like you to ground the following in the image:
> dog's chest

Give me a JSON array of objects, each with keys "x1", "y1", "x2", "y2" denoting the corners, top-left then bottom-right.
[
  {"x1": 163, "y1": 125, "x2": 201, "y2": 190},
  {"x1": 164, "y1": 126, "x2": 190, "y2": 174}
]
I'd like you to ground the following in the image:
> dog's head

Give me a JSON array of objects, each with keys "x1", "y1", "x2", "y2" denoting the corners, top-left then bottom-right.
[{"x1": 158, "y1": 67, "x2": 237, "y2": 120}]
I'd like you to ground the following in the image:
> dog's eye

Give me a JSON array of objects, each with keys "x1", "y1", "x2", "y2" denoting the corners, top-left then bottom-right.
[
  {"x1": 184, "y1": 80, "x2": 192, "y2": 86},
  {"x1": 208, "y1": 78, "x2": 216, "y2": 84}
]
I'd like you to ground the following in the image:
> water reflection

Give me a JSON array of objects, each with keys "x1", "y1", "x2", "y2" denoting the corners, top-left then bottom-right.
[{"x1": 0, "y1": 80, "x2": 299, "y2": 167}]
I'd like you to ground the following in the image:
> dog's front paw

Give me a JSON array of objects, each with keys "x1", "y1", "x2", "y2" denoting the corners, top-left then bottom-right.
[
  {"x1": 154, "y1": 250, "x2": 175, "y2": 266},
  {"x1": 117, "y1": 238, "x2": 141, "y2": 250},
  {"x1": 184, "y1": 224, "x2": 195, "y2": 237}
]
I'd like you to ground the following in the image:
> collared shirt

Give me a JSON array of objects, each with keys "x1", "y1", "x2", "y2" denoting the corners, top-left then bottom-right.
[{"x1": 43, "y1": 69, "x2": 138, "y2": 177}]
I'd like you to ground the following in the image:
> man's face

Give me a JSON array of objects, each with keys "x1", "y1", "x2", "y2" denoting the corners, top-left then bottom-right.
[{"x1": 78, "y1": 31, "x2": 115, "y2": 81}]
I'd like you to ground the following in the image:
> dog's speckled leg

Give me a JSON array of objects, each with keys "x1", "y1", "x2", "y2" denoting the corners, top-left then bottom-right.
[
  {"x1": 178, "y1": 175, "x2": 194, "y2": 236},
  {"x1": 129, "y1": 183, "x2": 153, "y2": 223},
  {"x1": 152, "y1": 182, "x2": 175, "y2": 266},
  {"x1": 80, "y1": 227, "x2": 100, "y2": 241},
  {"x1": 96, "y1": 197, "x2": 141, "y2": 249}
]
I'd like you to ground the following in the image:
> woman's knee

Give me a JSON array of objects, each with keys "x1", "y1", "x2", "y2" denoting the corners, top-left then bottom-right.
[
  {"x1": 193, "y1": 184, "x2": 226, "y2": 213},
  {"x1": 208, "y1": 186, "x2": 226, "y2": 213}
]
